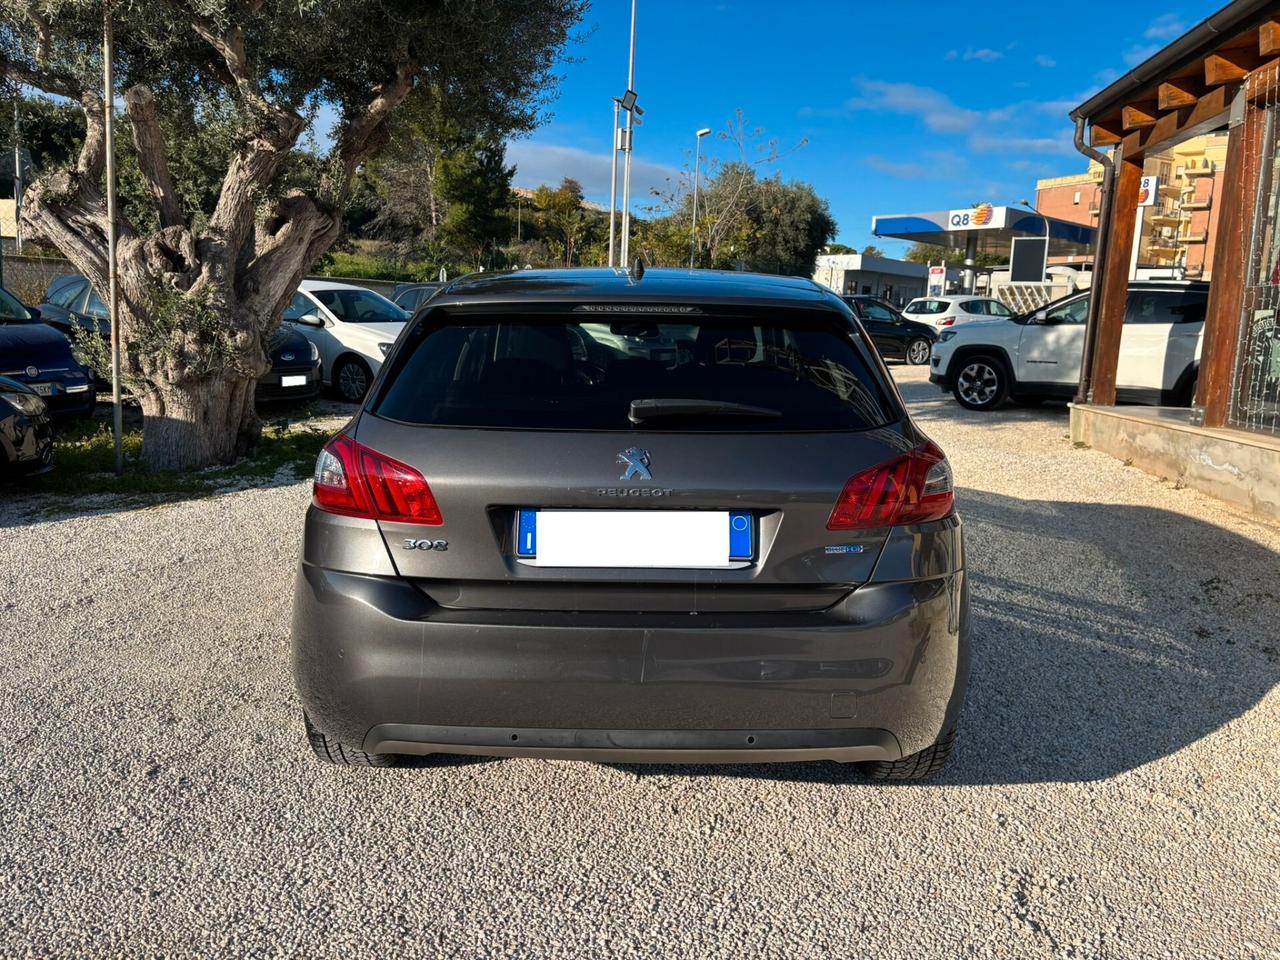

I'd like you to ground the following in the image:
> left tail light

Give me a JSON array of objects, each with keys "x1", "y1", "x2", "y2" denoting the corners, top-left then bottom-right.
[
  {"x1": 827, "y1": 440, "x2": 955, "y2": 530},
  {"x1": 313, "y1": 434, "x2": 443, "y2": 525}
]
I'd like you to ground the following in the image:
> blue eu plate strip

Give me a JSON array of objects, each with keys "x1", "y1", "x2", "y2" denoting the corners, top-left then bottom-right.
[
  {"x1": 728, "y1": 511, "x2": 753, "y2": 561},
  {"x1": 517, "y1": 509, "x2": 537, "y2": 557}
]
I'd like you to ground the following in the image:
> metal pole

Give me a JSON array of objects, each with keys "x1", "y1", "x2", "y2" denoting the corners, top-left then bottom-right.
[
  {"x1": 690, "y1": 132, "x2": 702, "y2": 270},
  {"x1": 12, "y1": 100, "x2": 22, "y2": 255},
  {"x1": 619, "y1": 0, "x2": 636, "y2": 266},
  {"x1": 607, "y1": 98, "x2": 619, "y2": 267},
  {"x1": 104, "y1": 3, "x2": 123, "y2": 475}
]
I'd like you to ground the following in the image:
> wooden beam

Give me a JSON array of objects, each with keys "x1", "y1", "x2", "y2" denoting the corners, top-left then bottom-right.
[
  {"x1": 1090, "y1": 120, "x2": 1123, "y2": 146},
  {"x1": 1260, "y1": 18, "x2": 1280, "y2": 57},
  {"x1": 1159, "y1": 76, "x2": 1206, "y2": 110},
  {"x1": 1198, "y1": 95, "x2": 1259, "y2": 427},
  {"x1": 1206, "y1": 48, "x2": 1263, "y2": 86},
  {"x1": 1120, "y1": 82, "x2": 1235, "y2": 160},
  {"x1": 1122, "y1": 100, "x2": 1160, "y2": 130},
  {"x1": 1089, "y1": 155, "x2": 1142, "y2": 407}
]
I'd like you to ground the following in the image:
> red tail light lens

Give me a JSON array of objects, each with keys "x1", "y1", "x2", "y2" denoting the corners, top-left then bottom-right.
[
  {"x1": 827, "y1": 440, "x2": 954, "y2": 530},
  {"x1": 940, "y1": 317, "x2": 956, "y2": 326},
  {"x1": 313, "y1": 434, "x2": 443, "y2": 525}
]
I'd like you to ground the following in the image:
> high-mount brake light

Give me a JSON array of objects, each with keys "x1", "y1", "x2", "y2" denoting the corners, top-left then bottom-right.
[
  {"x1": 827, "y1": 440, "x2": 954, "y2": 530},
  {"x1": 312, "y1": 434, "x2": 443, "y2": 525}
]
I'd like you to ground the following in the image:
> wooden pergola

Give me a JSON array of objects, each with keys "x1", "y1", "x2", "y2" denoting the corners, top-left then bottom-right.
[{"x1": 1072, "y1": 1, "x2": 1280, "y2": 429}]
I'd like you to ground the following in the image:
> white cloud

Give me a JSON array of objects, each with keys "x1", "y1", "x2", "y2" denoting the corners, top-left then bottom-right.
[
  {"x1": 847, "y1": 80, "x2": 981, "y2": 133},
  {"x1": 946, "y1": 47, "x2": 1004, "y2": 62},
  {"x1": 1035, "y1": 54, "x2": 1057, "y2": 68},
  {"x1": 506, "y1": 141, "x2": 679, "y2": 203},
  {"x1": 866, "y1": 151, "x2": 969, "y2": 180},
  {"x1": 1144, "y1": 13, "x2": 1186, "y2": 40}
]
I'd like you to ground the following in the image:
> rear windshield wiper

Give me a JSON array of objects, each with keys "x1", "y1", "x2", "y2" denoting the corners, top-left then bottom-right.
[{"x1": 628, "y1": 398, "x2": 783, "y2": 424}]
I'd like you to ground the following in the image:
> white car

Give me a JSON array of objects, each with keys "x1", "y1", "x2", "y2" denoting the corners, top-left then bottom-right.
[
  {"x1": 929, "y1": 281, "x2": 1209, "y2": 410},
  {"x1": 903, "y1": 295, "x2": 1017, "y2": 329},
  {"x1": 284, "y1": 280, "x2": 409, "y2": 401}
]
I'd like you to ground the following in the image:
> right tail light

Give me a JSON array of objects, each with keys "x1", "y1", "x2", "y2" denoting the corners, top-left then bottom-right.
[{"x1": 827, "y1": 440, "x2": 955, "y2": 530}]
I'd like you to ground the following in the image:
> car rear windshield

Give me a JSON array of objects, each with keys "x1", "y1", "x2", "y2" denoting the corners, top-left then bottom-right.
[
  {"x1": 906, "y1": 300, "x2": 948, "y2": 314},
  {"x1": 371, "y1": 312, "x2": 896, "y2": 431}
]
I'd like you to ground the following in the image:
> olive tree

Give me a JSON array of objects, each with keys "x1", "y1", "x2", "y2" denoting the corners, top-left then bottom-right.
[{"x1": 1, "y1": 0, "x2": 584, "y2": 468}]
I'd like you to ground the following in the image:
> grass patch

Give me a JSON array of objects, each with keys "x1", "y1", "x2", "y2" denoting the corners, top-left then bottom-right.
[{"x1": 33, "y1": 416, "x2": 330, "y2": 503}]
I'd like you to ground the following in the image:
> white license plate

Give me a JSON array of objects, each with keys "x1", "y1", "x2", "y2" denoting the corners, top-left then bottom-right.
[
  {"x1": 30, "y1": 382, "x2": 54, "y2": 396},
  {"x1": 280, "y1": 375, "x2": 308, "y2": 387},
  {"x1": 517, "y1": 510, "x2": 753, "y2": 568}
]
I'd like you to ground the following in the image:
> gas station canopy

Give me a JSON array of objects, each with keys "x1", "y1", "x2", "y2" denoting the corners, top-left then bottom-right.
[{"x1": 872, "y1": 203, "x2": 1097, "y2": 259}]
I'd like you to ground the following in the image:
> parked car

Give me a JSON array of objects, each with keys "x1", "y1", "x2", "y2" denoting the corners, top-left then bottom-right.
[
  {"x1": 903, "y1": 295, "x2": 1017, "y2": 329},
  {"x1": 842, "y1": 296, "x2": 938, "y2": 365},
  {"x1": 38, "y1": 274, "x2": 109, "y2": 340},
  {"x1": 258, "y1": 322, "x2": 322, "y2": 402},
  {"x1": 391, "y1": 282, "x2": 444, "y2": 314},
  {"x1": 929, "y1": 280, "x2": 1210, "y2": 410},
  {"x1": 292, "y1": 268, "x2": 970, "y2": 779},
  {"x1": 0, "y1": 376, "x2": 54, "y2": 477},
  {"x1": 284, "y1": 280, "x2": 409, "y2": 402},
  {"x1": 0, "y1": 286, "x2": 96, "y2": 418}
]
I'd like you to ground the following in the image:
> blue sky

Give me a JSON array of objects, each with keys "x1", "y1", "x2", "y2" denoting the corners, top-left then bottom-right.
[{"x1": 506, "y1": 0, "x2": 1224, "y2": 255}]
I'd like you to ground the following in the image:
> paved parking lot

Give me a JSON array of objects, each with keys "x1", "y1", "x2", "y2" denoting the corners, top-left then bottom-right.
[{"x1": 2, "y1": 366, "x2": 1277, "y2": 958}]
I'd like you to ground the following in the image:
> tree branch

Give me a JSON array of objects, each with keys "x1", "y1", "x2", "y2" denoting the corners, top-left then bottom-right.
[
  {"x1": 77, "y1": 91, "x2": 106, "y2": 181},
  {"x1": 327, "y1": 60, "x2": 419, "y2": 202},
  {"x1": 124, "y1": 85, "x2": 183, "y2": 229}
]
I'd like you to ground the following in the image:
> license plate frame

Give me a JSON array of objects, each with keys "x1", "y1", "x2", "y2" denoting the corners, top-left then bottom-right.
[
  {"x1": 515, "y1": 509, "x2": 754, "y2": 568},
  {"x1": 29, "y1": 382, "x2": 54, "y2": 396}
]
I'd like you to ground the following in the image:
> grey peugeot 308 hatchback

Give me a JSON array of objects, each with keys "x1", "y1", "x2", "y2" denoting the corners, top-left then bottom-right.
[{"x1": 292, "y1": 268, "x2": 970, "y2": 780}]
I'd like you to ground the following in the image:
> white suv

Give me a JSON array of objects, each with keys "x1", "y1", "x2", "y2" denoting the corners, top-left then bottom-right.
[
  {"x1": 929, "y1": 281, "x2": 1209, "y2": 411},
  {"x1": 903, "y1": 296, "x2": 1017, "y2": 329}
]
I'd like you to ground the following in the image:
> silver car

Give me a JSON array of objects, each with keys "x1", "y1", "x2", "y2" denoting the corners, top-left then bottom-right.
[{"x1": 292, "y1": 268, "x2": 970, "y2": 780}]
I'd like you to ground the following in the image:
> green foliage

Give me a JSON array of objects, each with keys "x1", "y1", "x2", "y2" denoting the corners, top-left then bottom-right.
[
  {"x1": 904, "y1": 243, "x2": 1007, "y2": 268},
  {"x1": 36, "y1": 416, "x2": 330, "y2": 503},
  {"x1": 437, "y1": 141, "x2": 515, "y2": 269}
]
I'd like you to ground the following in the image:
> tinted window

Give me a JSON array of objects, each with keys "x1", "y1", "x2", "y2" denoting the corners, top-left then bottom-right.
[
  {"x1": 47, "y1": 279, "x2": 86, "y2": 309},
  {"x1": 986, "y1": 300, "x2": 1015, "y2": 317},
  {"x1": 960, "y1": 301, "x2": 986, "y2": 314},
  {"x1": 83, "y1": 288, "x2": 109, "y2": 319},
  {"x1": 905, "y1": 300, "x2": 947, "y2": 314},
  {"x1": 858, "y1": 302, "x2": 898, "y2": 323},
  {"x1": 312, "y1": 288, "x2": 407, "y2": 323},
  {"x1": 395, "y1": 289, "x2": 424, "y2": 311},
  {"x1": 1045, "y1": 295, "x2": 1089, "y2": 325},
  {"x1": 1126, "y1": 290, "x2": 1209, "y2": 325},
  {"x1": 373, "y1": 314, "x2": 895, "y2": 432},
  {"x1": 0, "y1": 288, "x2": 33, "y2": 322},
  {"x1": 283, "y1": 293, "x2": 317, "y2": 321}
]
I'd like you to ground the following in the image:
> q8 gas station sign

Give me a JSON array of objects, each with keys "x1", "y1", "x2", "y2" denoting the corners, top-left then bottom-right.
[{"x1": 947, "y1": 202, "x2": 1006, "y2": 229}]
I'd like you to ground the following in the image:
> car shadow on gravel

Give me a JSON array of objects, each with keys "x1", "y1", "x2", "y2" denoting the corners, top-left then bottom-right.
[{"x1": 615, "y1": 490, "x2": 1280, "y2": 787}]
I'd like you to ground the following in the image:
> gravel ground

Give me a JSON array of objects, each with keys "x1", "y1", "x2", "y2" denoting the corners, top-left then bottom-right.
[{"x1": 2, "y1": 367, "x2": 1277, "y2": 959}]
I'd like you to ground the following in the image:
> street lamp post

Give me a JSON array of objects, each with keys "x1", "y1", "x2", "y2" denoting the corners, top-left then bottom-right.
[
  {"x1": 104, "y1": 2, "x2": 123, "y2": 474},
  {"x1": 689, "y1": 127, "x2": 711, "y2": 269},
  {"x1": 619, "y1": 0, "x2": 637, "y2": 267},
  {"x1": 607, "y1": 97, "x2": 620, "y2": 267}
]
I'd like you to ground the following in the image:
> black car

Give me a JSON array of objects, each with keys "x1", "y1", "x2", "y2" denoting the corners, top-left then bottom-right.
[
  {"x1": 258, "y1": 322, "x2": 322, "y2": 401},
  {"x1": 842, "y1": 296, "x2": 937, "y2": 366},
  {"x1": 0, "y1": 376, "x2": 54, "y2": 477},
  {"x1": 0, "y1": 286, "x2": 96, "y2": 418},
  {"x1": 391, "y1": 282, "x2": 444, "y2": 314}
]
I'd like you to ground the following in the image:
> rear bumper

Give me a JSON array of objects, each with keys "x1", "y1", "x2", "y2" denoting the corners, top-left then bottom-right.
[
  {"x1": 256, "y1": 362, "x2": 322, "y2": 400},
  {"x1": 292, "y1": 558, "x2": 971, "y2": 763}
]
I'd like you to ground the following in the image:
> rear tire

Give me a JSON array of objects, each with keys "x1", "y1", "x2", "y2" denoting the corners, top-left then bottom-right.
[
  {"x1": 304, "y1": 713, "x2": 397, "y2": 767},
  {"x1": 905, "y1": 337, "x2": 932, "y2": 365},
  {"x1": 859, "y1": 727, "x2": 957, "y2": 781},
  {"x1": 952, "y1": 356, "x2": 1009, "y2": 411}
]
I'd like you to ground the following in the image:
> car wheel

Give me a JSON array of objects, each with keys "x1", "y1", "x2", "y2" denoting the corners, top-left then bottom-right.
[
  {"x1": 304, "y1": 713, "x2": 397, "y2": 767},
  {"x1": 334, "y1": 356, "x2": 372, "y2": 403},
  {"x1": 905, "y1": 337, "x2": 932, "y2": 365},
  {"x1": 858, "y1": 727, "x2": 956, "y2": 781},
  {"x1": 953, "y1": 357, "x2": 1008, "y2": 410}
]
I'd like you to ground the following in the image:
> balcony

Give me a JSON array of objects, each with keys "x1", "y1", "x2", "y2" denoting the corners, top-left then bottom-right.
[{"x1": 1183, "y1": 198, "x2": 1212, "y2": 211}]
